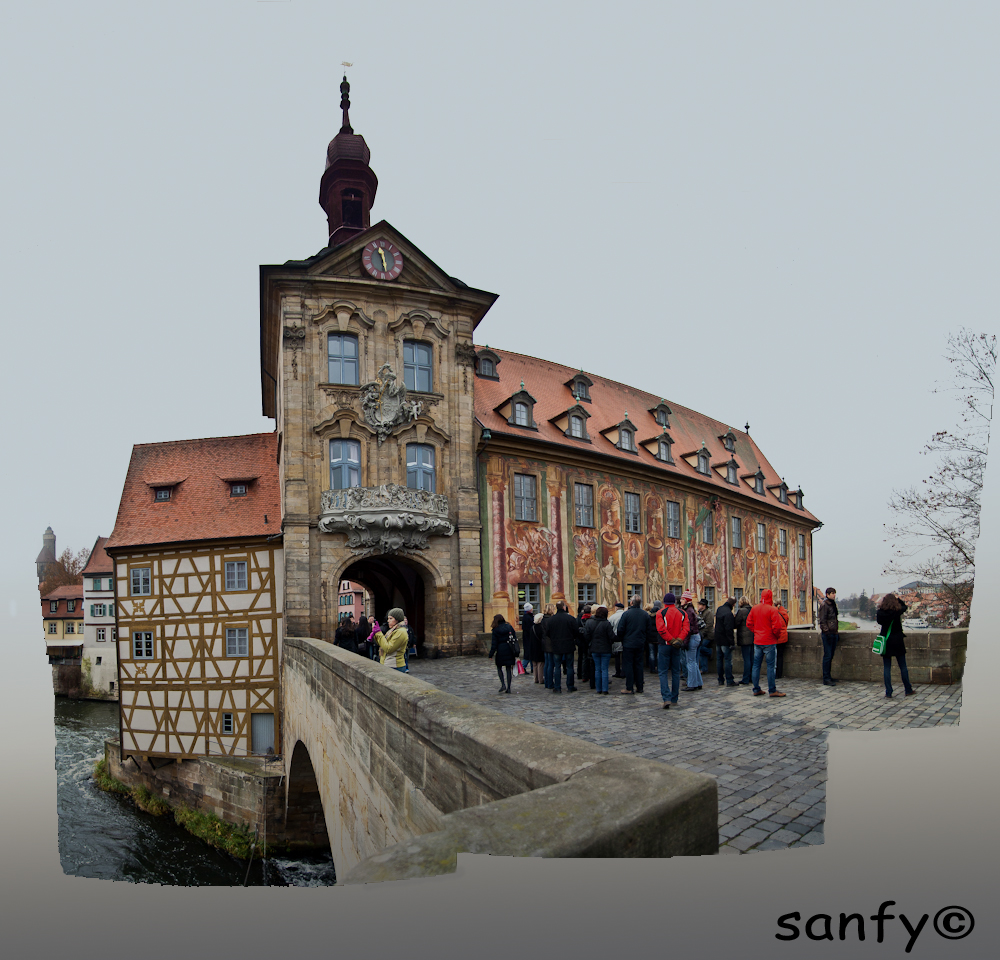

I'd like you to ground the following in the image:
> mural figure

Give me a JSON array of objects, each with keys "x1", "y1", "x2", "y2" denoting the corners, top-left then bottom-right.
[
  {"x1": 624, "y1": 534, "x2": 645, "y2": 582},
  {"x1": 647, "y1": 564, "x2": 664, "y2": 605},
  {"x1": 599, "y1": 484, "x2": 622, "y2": 545},
  {"x1": 645, "y1": 495, "x2": 663, "y2": 547},
  {"x1": 573, "y1": 529, "x2": 598, "y2": 580},
  {"x1": 505, "y1": 521, "x2": 556, "y2": 586},
  {"x1": 599, "y1": 554, "x2": 622, "y2": 608}
]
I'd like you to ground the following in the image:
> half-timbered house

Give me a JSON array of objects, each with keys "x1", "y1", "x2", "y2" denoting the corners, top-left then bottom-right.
[{"x1": 105, "y1": 433, "x2": 283, "y2": 760}]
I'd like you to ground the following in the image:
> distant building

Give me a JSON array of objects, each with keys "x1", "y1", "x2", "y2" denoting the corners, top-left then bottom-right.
[
  {"x1": 337, "y1": 580, "x2": 367, "y2": 622},
  {"x1": 81, "y1": 536, "x2": 117, "y2": 699},
  {"x1": 36, "y1": 526, "x2": 63, "y2": 585},
  {"x1": 42, "y1": 583, "x2": 84, "y2": 695},
  {"x1": 105, "y1": 433, "x2": 283, "y2": 760}
]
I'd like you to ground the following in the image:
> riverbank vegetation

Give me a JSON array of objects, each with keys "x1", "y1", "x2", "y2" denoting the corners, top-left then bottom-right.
[
  {"x1": 837, "y1": 620, "x2": 859, "y2": 631},
  {"x1": 93, "y1": 758, "x2": 265, "y2": 858}
]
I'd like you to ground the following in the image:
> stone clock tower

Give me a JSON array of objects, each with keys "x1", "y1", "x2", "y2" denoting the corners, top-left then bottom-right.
[{"x1": 260, "y1": 79, "x2": 497, "y2": 654}]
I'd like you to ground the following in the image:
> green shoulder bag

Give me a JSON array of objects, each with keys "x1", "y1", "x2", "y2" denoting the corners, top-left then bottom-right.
[{"x1": 872, "y1": 621, "x2": 891, "y2": 656}]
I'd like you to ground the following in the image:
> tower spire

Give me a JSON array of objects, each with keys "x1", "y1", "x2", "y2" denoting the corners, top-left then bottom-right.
[{"x1": 339, "y1": 74, "x2": 353, "y2": 135}]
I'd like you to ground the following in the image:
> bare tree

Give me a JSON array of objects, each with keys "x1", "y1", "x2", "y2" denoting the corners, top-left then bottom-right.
[
  {"x1": 884, "y1": 329, "x2": 995, "y2": 626},
  {"x1": 39, "y1": 546, "x2": 91, "y2": 594}
]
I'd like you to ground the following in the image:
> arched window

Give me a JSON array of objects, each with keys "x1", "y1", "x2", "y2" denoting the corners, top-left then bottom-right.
[
  {"x1": 573, "y1": 380, "x2": 590, "y2": 401},
  {"x1": 479, "y1": 357, "x2": 494, "y2": 377},
  {"x1": 406, "y1": 444, "x2": 436, "y2": 492},
  {"x1": 658, "y1": 440, "x2": 673, "y2": 463},
  {"x1": 514, "y1": 402, "x2": 530, "y2": 427},
  {"x1": 328, "y1": 333, "x2": 359, "y2": 385},
  {"x1": 656, "y1": 409, "x2": 668, "y2": 427},
  {"x1": 697, "y1": 452, "x2": 710, "y2": 475},
  {"x1": 754, "y1": 472, "x2": 765, "y2": 495},
  {"x1": 620, "y1": 427, "x2": 634, "y2": 451},
  {"x1": 330, "y1": 440, "x2": 361, "y2": 489},
  {"x1": 570, "y1": 415, "x2": 584, "y2": 438},
  {"x1": 779, "y1": 486, "x2": 788, "y2": 504},
  {"x1": 727, "y1": 463, "x2": 737, "y2": 485}
]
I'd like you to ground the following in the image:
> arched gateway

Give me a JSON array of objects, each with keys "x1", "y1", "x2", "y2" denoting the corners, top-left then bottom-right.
[{"x1": 339, "y1": 555, "x2": 430, "y2": 655}]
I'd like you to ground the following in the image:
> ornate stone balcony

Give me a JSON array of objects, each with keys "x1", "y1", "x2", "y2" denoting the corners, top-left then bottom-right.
[{"x1": 318, "y1": 484, "x2": 454, "y2": 556}]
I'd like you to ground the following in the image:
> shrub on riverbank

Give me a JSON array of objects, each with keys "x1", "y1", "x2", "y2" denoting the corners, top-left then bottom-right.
[{"x1": 837, "y1": 620, "x2": 859, "y2": 631}]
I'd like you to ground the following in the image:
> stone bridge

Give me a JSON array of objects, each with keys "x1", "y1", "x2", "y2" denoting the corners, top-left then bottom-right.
[{"x1": 281, "y1": 636, "x2": 718, "y2": 882}]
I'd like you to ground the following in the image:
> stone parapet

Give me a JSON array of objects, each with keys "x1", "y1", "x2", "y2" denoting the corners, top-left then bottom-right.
[{"x1": 283, "y1": 636, "x2": 718, "y2": 882}]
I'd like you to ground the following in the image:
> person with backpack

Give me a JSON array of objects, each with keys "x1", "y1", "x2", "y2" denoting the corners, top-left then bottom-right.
[
  {"x1": 735, "y1": 597, "x2": 753, "y2": 684},
  {"x1": 488, "y1": 613, "x2": 519, "y2": 694},
  {"x1": 655, "y1": 591, "x2": 689, "y2": 709},
  {"x1": 875, "y1": 593, "x2": 915, "y2": 699},
  {"x1": 679, "y1": 590, "x2": 704, "y2": 690},
  {"x1": 746, "y1": 589, "x2": 786, "y2": 697}
]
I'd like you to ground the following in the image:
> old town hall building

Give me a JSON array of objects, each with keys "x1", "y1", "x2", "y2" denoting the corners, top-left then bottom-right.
[{"x1": 109, "y1": 77, "x2": 820, "y2": 760}]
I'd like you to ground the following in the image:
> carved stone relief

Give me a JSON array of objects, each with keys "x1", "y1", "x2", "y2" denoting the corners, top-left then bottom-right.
[{"x1": 359, "y1": 363, "x2": 422, "y2": 444}]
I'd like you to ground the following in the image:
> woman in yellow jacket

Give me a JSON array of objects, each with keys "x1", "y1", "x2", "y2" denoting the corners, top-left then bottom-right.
[{"x1": 369, "y1": 607, "x2": 409, "y2": 672}]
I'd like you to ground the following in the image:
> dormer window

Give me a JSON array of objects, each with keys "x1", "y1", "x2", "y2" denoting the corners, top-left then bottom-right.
[
  {"x1": 778, "y1": 484, "x2": 788, "y2": 505},
  {"x1": 658, "y1": 439, "x2": 674, "y2": 463},
  {"x1": 795, "y1": 489, "x2": 804, "y2": 509},
  {"x1": 514, "y1": 402, "x2": 530, "y2": 426},
  {"x1": 479, "y1": 357, "x2": 494, "y2": 377},
  {"x1": 570, "y1": 415, "x2": 585, "y2": 438},
  {"x1": 230, "y1": 483, "x2": 247, "y2": 497},
  {"x1": 475, "y1": 348, "x2": 501, "y2": 380},
  {"x1": 619, "y1": 427, "x2": 635, "y2": 452},
  {"x1": 503, "y1": 386, "x2": 537, "y2": 429},
  {"x1": 154, "y1": 488, "x2": 171, "y2": 501},
  {"x1": 574, "y1": 381, "x2": 590, "y2": 401},
  {"x1": 754, "y1": 471, "x2": 765, "y2": 495},
  {"x1": 697, "y1": 452, "x2": 710, "y2": 475},
  {"x1": 566, "y1": 373, "x2": 593, "y2": 403},
  {"x1": 721, "y1": 430, "x2": 737, "y2": 453},
  {"x1": 651, "y1": 402, "x2": 671, "y2": 428},
  {"x1": 726, "y1": 463, "x2": 738, "y2": 485}
]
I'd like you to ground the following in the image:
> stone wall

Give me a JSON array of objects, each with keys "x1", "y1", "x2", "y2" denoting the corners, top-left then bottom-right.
[
  {"x1": 103, "y1": 739, "x2": 316, "y2": 849},
  {"x1": 283, "y1": 635, "x2": 718, "y2": 883}
]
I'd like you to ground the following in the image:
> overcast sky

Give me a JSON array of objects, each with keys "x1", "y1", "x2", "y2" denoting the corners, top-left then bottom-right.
[{"x1": 2, "y1": 1, "x2": 996, "y2": 617}]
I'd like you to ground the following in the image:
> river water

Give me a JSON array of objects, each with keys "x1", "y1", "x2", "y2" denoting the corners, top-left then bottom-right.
[{"x1": 55, "y1": 697, "x2": 336, "y2": 885}]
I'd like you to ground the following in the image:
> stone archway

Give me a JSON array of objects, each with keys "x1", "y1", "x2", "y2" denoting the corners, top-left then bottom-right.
[
  {"x1": 284, "y1": 740, "x2": 333, "y2": 854},
  {"x1": 339, "y1": 555, "x2": 432, "y2": 655}
]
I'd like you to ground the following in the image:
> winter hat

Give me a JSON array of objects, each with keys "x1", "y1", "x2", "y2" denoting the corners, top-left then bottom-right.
[
  {"x1": 614, "y1": 602, "x2": 625, "y2": 609},
  {"x1": 680, "y1": 589, "x2": 694, "y2": 603},
  {"x1": 523, "y1": 602, "x2": 533, "y2": 612},
  {"x1": 663, "y1": 592, "x2": 676, "y2": 606},
  {"x1": 652, "y1": 600, "x2": 663, "y2": 611},
  {"x1": 387, "y1": 607, "x2": 405, "y2": 623}
]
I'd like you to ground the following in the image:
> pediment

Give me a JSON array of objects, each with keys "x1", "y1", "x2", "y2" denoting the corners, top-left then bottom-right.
[{"x1": 299, "y1": 221, "x2": 470, "y2": 294}]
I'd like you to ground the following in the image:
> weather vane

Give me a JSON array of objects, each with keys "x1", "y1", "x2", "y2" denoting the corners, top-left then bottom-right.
[{"x1": 341, "y1": 61, "x2": 353, "y2": 68}]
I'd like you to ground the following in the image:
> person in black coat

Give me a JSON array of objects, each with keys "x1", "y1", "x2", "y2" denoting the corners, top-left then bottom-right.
[
  {"x1": 334, "y1": 617, "x2": 360, "y2": 655},
  {"x1": 875, "y1": 593, "x2": 915, "y2": 698},
  {"x1": 615, "y1": 597, "x2": 648, "y2": 693},
  {"x1": 713, "y1": 598, "x2": 738, "y2": 686},
  {"x1": 521, "y1": 603, "x2": 536, "y2": 672},
  {"x1": 589, "y1": 606, "x2": 617, "y2": 694},
  {"x1": 357, "y1": 614, "x2": 373, "y2": 659},
  {"x1": 545, "y1": 601, "x2": 579, "y2": 693},
  {"x1": 488, "y1": 614, "x2": 519, "y2": 694},
  {"x1": 734, "y1": 598, "x2": 753, "y2": 684}
]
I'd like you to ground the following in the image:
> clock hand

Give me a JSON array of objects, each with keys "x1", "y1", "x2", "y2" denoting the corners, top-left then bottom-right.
[{"x1": 378, "y1": 248, "x2": 387, "y2": 270}]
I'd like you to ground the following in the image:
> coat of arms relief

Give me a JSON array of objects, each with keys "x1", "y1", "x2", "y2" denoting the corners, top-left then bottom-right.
[{"x1": 360, "y1": 363, "x2": 423, "y2": 444}]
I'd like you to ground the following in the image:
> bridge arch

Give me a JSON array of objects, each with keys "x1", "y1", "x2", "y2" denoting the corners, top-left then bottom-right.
[{"x1": 284, "y1": 740, "x2": 332, "y2": 855}]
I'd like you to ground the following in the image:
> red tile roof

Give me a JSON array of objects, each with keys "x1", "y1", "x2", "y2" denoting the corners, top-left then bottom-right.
[
  {"x1": 41, "y1": 584, "x2": 84, "y2": 601},
  {"x1": 105, "y1": 433, "x2": 280, "y2": 551},
  {"x1": 81, "y1": 536, "x2": 112, "y2": 576},
  {"x1": 474, "y1": 347, "x2": 818, "y2": 523}
]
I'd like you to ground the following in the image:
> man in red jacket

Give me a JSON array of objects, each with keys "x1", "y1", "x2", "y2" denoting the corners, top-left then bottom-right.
[
  {"x1": 655, "y1": 591, "x2": 689, "y2": 709},
  {"x1": 746, "y1": 589, "x2": 786, "y2": 697}
]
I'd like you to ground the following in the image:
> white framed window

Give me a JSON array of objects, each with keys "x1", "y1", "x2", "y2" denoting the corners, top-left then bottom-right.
[
  {"x1": 513, "y1": 402, "x2": 530, "y2": 427},
  {"x1": 225, "y1": 561, "x2": 248, "y2": 591},
  {"x1": 133, "y1": 631, "x2": 154, "y2": 659},
  {"x1": 666, "y1": 501, "x2": 681, "y2": 539},
  {"x1": 131, "y1": 567, "x2": 151, "y2": 596},
  {"x1": 67, "y1": 600, "x2": 75, "y2": 613},
  {"x1": 798, "y1": 533, "x2": 806, "y2": 560},
  {"x1": 702, "y1": 513, "x2": 713, "y2": 545},
  {"x1": 111, "y1": 628, "x2": 117, "y2": 640},
  {"x1": 403, "y1": 340, "x2": 433, "y2": 393},
  {"x1": 48, "y1": 622, "x2": 57, "y2": 634},
  {"x1": 513, "y1": 473, "x2": 537, "y2": 522},
  {"x1": 155, "y1": 488, "x2": 171, "y2": 501},
  {"x1": 570, "y1": 415, "x2": 584, "y2": 438},
  {"x1": 577, "y1": 583, "x2": 596, "y2": 604},
  {"x1": 517, "y1": 583, "x2": 540, "y2": 618},
  {"x1": 574, "y1": 483, "x2": 594, "y2": 527},
  {"x1": 66, "y1": 622, "x2": 75, "y2": 634},
  {"x1": 779, "y1": 528, "x2": 787, "y2": 557},
  {"x1": 406, "y1": 444, "x2": 436, "y2": 493},
  {"x1": 624, "y1": 492, "x2": 641, "y2": 533},
  {"x1": 96, "y1": 627, "x2": 106, "y2": 641},
  {"x1": 50, "y1": 600, "x2": 58, "y2": 613},
  {"x1": 731, "y1": 517, "x2": 743, "y2": 549},
  {"x1": 330, "y1": 439, "x2": 362, "y2": 490},
  {"x1": 226, "y1": 627, "x2": 249, "y2": 657},
  {"x1": 230, "y1": 483, "x2": 247, "y2": 497},
  {"x1": 222, "y1": 713, "x2": 234, "y2": 735},
  {"x1": 327, "y1": 333, "x2": 359, "y2": 385},
  {"x1": 756, "y1": 522, "x2": 767, "y2": 553}
]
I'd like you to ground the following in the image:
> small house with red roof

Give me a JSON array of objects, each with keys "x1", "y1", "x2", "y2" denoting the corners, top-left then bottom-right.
[
  {"x1": 81, "y1": 536, "x2": 117, "y2": 699},
  {"x1": 105, "y1": 432, "x2": 283, "y2": 761},
  {"x1": 42, "y1": 582, "x2": 85, "y2": 695}
]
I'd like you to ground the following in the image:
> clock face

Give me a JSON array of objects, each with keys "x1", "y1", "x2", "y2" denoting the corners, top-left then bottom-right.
[{"x1": 361, "y1": 239, "x2": 404, "y2": 281}]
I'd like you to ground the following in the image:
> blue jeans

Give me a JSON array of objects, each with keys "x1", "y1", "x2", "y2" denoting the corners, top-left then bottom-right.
[
  {"x1": 752, "y1": 644, "x2": 777, "y2": 694},
  {"x1": 593, "y1": 653, "x2": 611, "y2": 692},
  {"x1": 821, "y1": 632, "x2": 838, "y2": 681},
  {"x1": 698, "y1": 641, "x2": 711, "y2": 675},
  {"x1": 883, "y1": 654, "x2": 913, "y2": 696},
  {"x1": 552, "y1": 653, "x2": 574, "y2": 691},
  {"x1": 738, "y1": 645, "x2": 754, "y2": 683},
  {"x1": 658, "y1": 644, "x2": 682, "y2": 703},
  {"x1": 685, "y1": 635, "x2": 703, "y2": 687},
  {"x1": 544, "y1": 652, "x2": 556, "y2": 688},
  {"x1": 716, "y1": 644, "x2": 734, "y2": 684}
]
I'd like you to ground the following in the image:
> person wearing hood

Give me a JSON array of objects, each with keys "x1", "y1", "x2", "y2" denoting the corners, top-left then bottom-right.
[
  {"x1": 678, "y1": 590, "x2": 704, "y2": 690},
  {"x1": 735, "y1": 597, "x2": 753, "y2": 684},
  {"x1": 654, "y1": 591, "x2": 689, "y2": 708},
  {"x1": 746, "y1": 590, "x2": 786, "y2": 697}
]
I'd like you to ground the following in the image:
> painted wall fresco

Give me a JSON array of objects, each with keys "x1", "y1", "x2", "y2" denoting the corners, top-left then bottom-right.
[{"x1": 479, "y1": 452, "x2": 814, "y2": 626}]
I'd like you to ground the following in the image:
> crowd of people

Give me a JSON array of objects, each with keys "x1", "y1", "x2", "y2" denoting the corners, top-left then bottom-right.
[
  {"x1": 489, "y1": 587, "x2": 918, "y2": 705},
  {"x1": 333, "y1": 609, "x2": 418, "y2": 672}
]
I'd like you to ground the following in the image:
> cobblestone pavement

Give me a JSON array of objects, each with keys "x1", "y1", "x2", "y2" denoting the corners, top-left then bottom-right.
[{"x1": 408, "y1": 657, "x2": 962, "y2": 854}]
